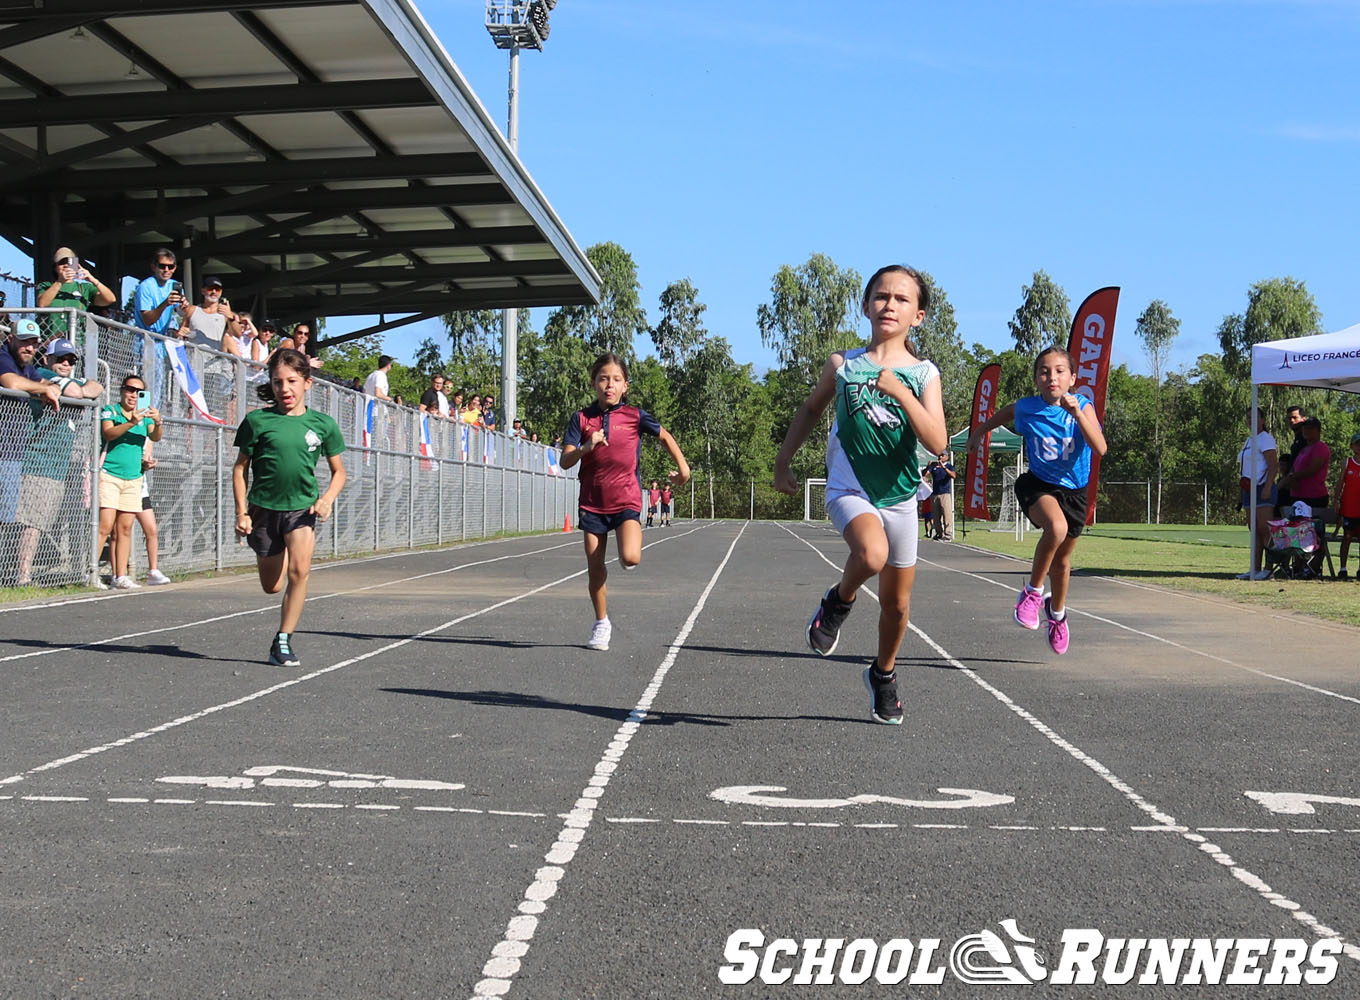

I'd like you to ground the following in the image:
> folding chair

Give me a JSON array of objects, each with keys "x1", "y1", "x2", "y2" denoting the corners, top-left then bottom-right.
[{"x1": 1264, "y1": 516, "x2": 1328, "y2": 580}]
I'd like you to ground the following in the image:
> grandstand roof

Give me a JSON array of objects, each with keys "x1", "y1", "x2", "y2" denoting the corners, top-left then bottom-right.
[{"x1": 0, "y1": 0, "x2": 600, "y2": 339}]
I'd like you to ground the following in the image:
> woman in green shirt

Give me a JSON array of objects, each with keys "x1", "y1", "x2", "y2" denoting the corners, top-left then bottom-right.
[{"x1": 97, "y1": 374, "x2": 163, "y2": 590}]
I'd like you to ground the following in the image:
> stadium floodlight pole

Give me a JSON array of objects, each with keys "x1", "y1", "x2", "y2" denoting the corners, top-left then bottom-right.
[{"x1": 486, "y1": 0, "x2": 554, "y2": 432}]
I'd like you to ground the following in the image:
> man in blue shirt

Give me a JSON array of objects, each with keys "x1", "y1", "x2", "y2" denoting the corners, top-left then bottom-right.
[
  {"x1": 929, "y1": 451, "x2": 957, "y2": 541},
  {"x1": 133, "y1": 248, "x2": 185, "y2": 407}
]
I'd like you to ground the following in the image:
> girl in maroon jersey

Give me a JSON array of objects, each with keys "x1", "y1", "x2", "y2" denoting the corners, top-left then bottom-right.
[{"x1": 561, "y1": 353, "x2": 690, "y2": 651}]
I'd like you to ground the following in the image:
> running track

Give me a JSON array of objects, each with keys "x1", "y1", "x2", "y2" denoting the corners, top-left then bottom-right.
[{"x1": 1, "y1": 520, "x2": 1356, "y2": 998}]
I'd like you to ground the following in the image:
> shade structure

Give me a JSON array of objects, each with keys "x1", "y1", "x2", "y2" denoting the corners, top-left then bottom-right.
[
  {"x1": 1250, "y1": 323, "x2": 1360, "y2": 393},
  {"x1": 0, "y1": 0, "x2": 600, "y2": 333},
  {"x1": 948, "y1": 424, "x2": 1023, "y2": 454}
]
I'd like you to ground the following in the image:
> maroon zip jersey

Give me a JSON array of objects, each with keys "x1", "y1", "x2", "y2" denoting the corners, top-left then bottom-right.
[{"x1": 563, "y1": 402, "x2": 661, "y2": 514}]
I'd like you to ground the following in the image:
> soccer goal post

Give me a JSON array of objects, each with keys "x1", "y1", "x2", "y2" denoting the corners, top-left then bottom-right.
[{"x1": 805, "y1": 478, "x2": 828, "y2": 521}]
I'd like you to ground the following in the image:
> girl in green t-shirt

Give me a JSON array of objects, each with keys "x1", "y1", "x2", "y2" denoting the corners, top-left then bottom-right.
[
  {"x1": 773, "y1": 265, "x2": 948, "y2": 726},
  {"x1": 232, "y1": 349, "x2": 346, "y2": 667}
]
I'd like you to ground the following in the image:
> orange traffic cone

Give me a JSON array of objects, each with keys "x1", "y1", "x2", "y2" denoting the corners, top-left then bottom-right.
[{"x1": 563, "y1": 514, "x2": 572, "y2": 532}]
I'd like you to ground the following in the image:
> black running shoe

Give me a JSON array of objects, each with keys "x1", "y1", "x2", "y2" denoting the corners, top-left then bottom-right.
[
  {"x1": 863, "y1": 661, "x2": 903, "y2": 725},
  {"x1": 806, "y1": 585, "x2": 854, "y2": 656},
  {"x1": 269, "y1": 633, "x2": 300, "y2": 667}
]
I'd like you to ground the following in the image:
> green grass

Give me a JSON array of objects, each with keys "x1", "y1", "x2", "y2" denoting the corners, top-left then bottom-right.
[{"x1": 957, "y1": 521, "x2": 1360, "y2": 628}]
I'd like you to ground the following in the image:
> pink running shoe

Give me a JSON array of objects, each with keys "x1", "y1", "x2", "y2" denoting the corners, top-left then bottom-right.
[
  {"x1": 1044, "y1": 598, "x2": 1069, "y2": 654},
  {"x1": 1014, "y1": 587, "x2": 1043, "y2": 630}
]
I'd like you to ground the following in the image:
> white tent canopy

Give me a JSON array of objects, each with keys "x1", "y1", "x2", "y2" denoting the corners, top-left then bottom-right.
[
  {"x1": 1251, "y1": 322, "x2": 1360, "y2": 394},
  {"x1": 1244, "y1": 321, "x2": 1360, "y2": 574}
]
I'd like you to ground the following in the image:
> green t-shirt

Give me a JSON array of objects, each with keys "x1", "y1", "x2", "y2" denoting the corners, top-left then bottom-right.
[
  {"x1": 100, "y1": 404, "x2": 153, "y2": 480},
  {"x1": 22, "y1": 367, "x2": 87, "y2": 481},
  {"x1": 36, "y1": 280, "x2": 97, "y2": 334},
  {"x1": 827, "y1": 348, "x2": 939, "y2": 508},
  {"x1": 234, "y1": 407, "x2": 345, "y2": 512}
]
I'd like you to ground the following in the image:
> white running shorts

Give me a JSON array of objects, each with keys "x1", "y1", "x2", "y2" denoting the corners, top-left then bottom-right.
[{"x1": 825, "y1": 489, "x2": 920, "y2": 568}]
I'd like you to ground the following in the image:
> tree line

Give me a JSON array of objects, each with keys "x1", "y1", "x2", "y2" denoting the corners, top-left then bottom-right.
[{"x1": 324, "y1": 243, "x2": 1360, "y2": 523}]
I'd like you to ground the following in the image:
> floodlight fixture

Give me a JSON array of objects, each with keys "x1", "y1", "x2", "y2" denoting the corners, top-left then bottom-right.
[{"x1": 485, "y1": 0, "x2": 553, "y2": 51}]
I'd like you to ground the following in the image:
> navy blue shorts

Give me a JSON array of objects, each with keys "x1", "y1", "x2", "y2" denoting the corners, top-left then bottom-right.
[
  {"x1": 579, "y1": 508, "x2": 640, "y2": 536},
  {"x1": 247, "y1": 506, "x2": 317, "y2": 557}
]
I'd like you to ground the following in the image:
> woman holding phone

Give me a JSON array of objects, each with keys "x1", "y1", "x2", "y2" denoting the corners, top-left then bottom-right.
[{"x1": 96, "y1": 374, "x2": 163, "y2": 590}]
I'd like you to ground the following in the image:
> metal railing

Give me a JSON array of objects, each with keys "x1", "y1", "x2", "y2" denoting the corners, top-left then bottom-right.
[{"x1": 0, "y1": 307, "x2": 577, "y2": 589}]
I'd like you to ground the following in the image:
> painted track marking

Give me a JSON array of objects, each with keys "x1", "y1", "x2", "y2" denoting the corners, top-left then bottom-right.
[
  {"x1": 470, "y1": 522, "x2": 748, "y2": 999},
  {"x1": 780, "y1": 522, "x2": 1360, "y2": 963},
  {"x1": 0, "y1": 528, "x2": 708, "y2": 788}
]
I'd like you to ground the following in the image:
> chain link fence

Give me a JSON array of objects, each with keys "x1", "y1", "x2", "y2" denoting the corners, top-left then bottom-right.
[{"x1": 1, "y1": 308, "x2": 577, "y2": 590}]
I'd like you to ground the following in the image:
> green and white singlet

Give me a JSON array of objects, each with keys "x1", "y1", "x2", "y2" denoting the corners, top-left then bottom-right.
[{"x1": 826, "y1": 347, "x2": 939, "y2": 508}]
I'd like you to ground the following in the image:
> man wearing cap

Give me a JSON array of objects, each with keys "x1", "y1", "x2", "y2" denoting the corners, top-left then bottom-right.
[
  {"x1": 13, "y1": 338, "x2": 104, "y2": 586},
  {"x1": 1, "y1": 319, "x2": 62, "y2": 564},
  {"x1": 37, "y1": 247, "x2": 116, "y2": 336},
  {"x1": 180, "y1": 276, "x2": 244, "y2": 417}
]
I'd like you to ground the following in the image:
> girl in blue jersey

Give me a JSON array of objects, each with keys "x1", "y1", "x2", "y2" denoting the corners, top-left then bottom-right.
[
  {"x1": 774, "y1": 265, "x2": 948, "y2": 725},
  {"x1": 967, "y1": 346, "x2": 1107, "y2": 655}
]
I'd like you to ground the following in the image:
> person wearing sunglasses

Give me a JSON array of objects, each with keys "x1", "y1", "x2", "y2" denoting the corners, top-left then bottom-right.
[
  {"x1": 132, "y1": 248, "x2": 185, "y2": 410},
  {"x1": 12, "y1": 338, "x2": 104, "y2": 587},
  {"x1": 134, "y1": 248, "x2": 185, "y2": 337},
  {"x1": 97, "y1": 375, "x2": 163, "y2": 590}
]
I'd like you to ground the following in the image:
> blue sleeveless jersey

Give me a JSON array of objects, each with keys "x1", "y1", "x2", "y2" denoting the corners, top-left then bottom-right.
[{"x1": 1013, "y1": 395, "x2": 1095, "y2": 490}]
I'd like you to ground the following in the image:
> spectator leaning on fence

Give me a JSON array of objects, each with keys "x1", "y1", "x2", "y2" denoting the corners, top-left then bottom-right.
[
  {"x1": 181, "y1": 276, "x2": 243, "y2": 416},
  {"x1": 482, "y1": 394, "x2": 499, "y2": 432},
  {"x1": 37, "y1": 246, "x2": 116, "y2": 334},
  {"x1": 278, "y1": 323, "x2": 323, "y2": 369},
  {"x1": 251, "y1": 319, "x2": 277, "y2": 363},
  {"x1": 13, "y1": 337, "x2": 103, "y2": 587}
]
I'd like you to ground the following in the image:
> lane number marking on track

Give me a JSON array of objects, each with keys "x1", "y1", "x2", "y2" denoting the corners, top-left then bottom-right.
[
  {"x1": 710, "y1": 785, "x2": 1014, "y2": 810},
  {"x1": 157, "y1": 765, "x2": 464, "y2": 791},
  {"x1": 1246, "y1": 791, "x2": 1360, "y2": 816}
]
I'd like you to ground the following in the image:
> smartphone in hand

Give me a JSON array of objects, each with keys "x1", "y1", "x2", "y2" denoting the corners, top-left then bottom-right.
[{"x1": 136, "y1": 390, "x2": 151, "y2": 410}]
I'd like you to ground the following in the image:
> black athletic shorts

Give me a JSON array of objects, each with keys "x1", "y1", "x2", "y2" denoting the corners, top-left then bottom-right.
[
  {"x1": 246, "y1": 505, "x2": 317, "y2": 557},
  {"x1": 579, "y1": 508, "x2": 640, "y2": 536},
  {"x1": 1014, "y1": 472, "x2": 1089, "y2": 538}
]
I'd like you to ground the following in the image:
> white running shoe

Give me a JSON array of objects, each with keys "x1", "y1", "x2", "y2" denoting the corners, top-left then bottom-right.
[
  {"x1": 145, "y1": 569, "x2": 171, "y2": 586},
  {"x1": 587, "y1": 618, "x2": 612, "y2": 651},
  {"x1": 112, "y1": 575, "x2": 141, "y2": 590}
]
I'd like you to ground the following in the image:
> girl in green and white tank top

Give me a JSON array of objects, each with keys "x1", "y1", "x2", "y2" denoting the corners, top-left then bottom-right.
[{"x1": 773, "y1": 265, "x2": 948, "y2": 726}]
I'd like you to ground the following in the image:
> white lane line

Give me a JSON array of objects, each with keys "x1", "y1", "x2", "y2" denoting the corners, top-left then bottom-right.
[
  {"x1": 916, "y1": 553, "x2": 1360, "y2": 707},
  {"x1": 11, "y1": 796, "x2": 1355, "y2": 838},
  {"x1": 205, "y1": 800, "x2": 272, "y2": 807},
  {"x1": 0, "y1": 532, "x2": 579, "y2": 616},
  {"x1": 0, "y1": 526, "x2": 716, "y2": 788},
  {"x1": 470, "y1": 522, "x2": 748, "y2": 1000},
  {"x1": 0, "y1": 534, "x2": 619, "y2": 665},
  {"x1": 0, "y1": 560, "x2": 593, "y2": 787},
  {"x1": 780, "y1": 522, "x2": 1360, "y2": 964}
]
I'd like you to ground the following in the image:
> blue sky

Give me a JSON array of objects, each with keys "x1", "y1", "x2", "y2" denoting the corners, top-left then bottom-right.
[{"x1": 8, "y1": 0, "x2": 1359, "y2": 379}]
